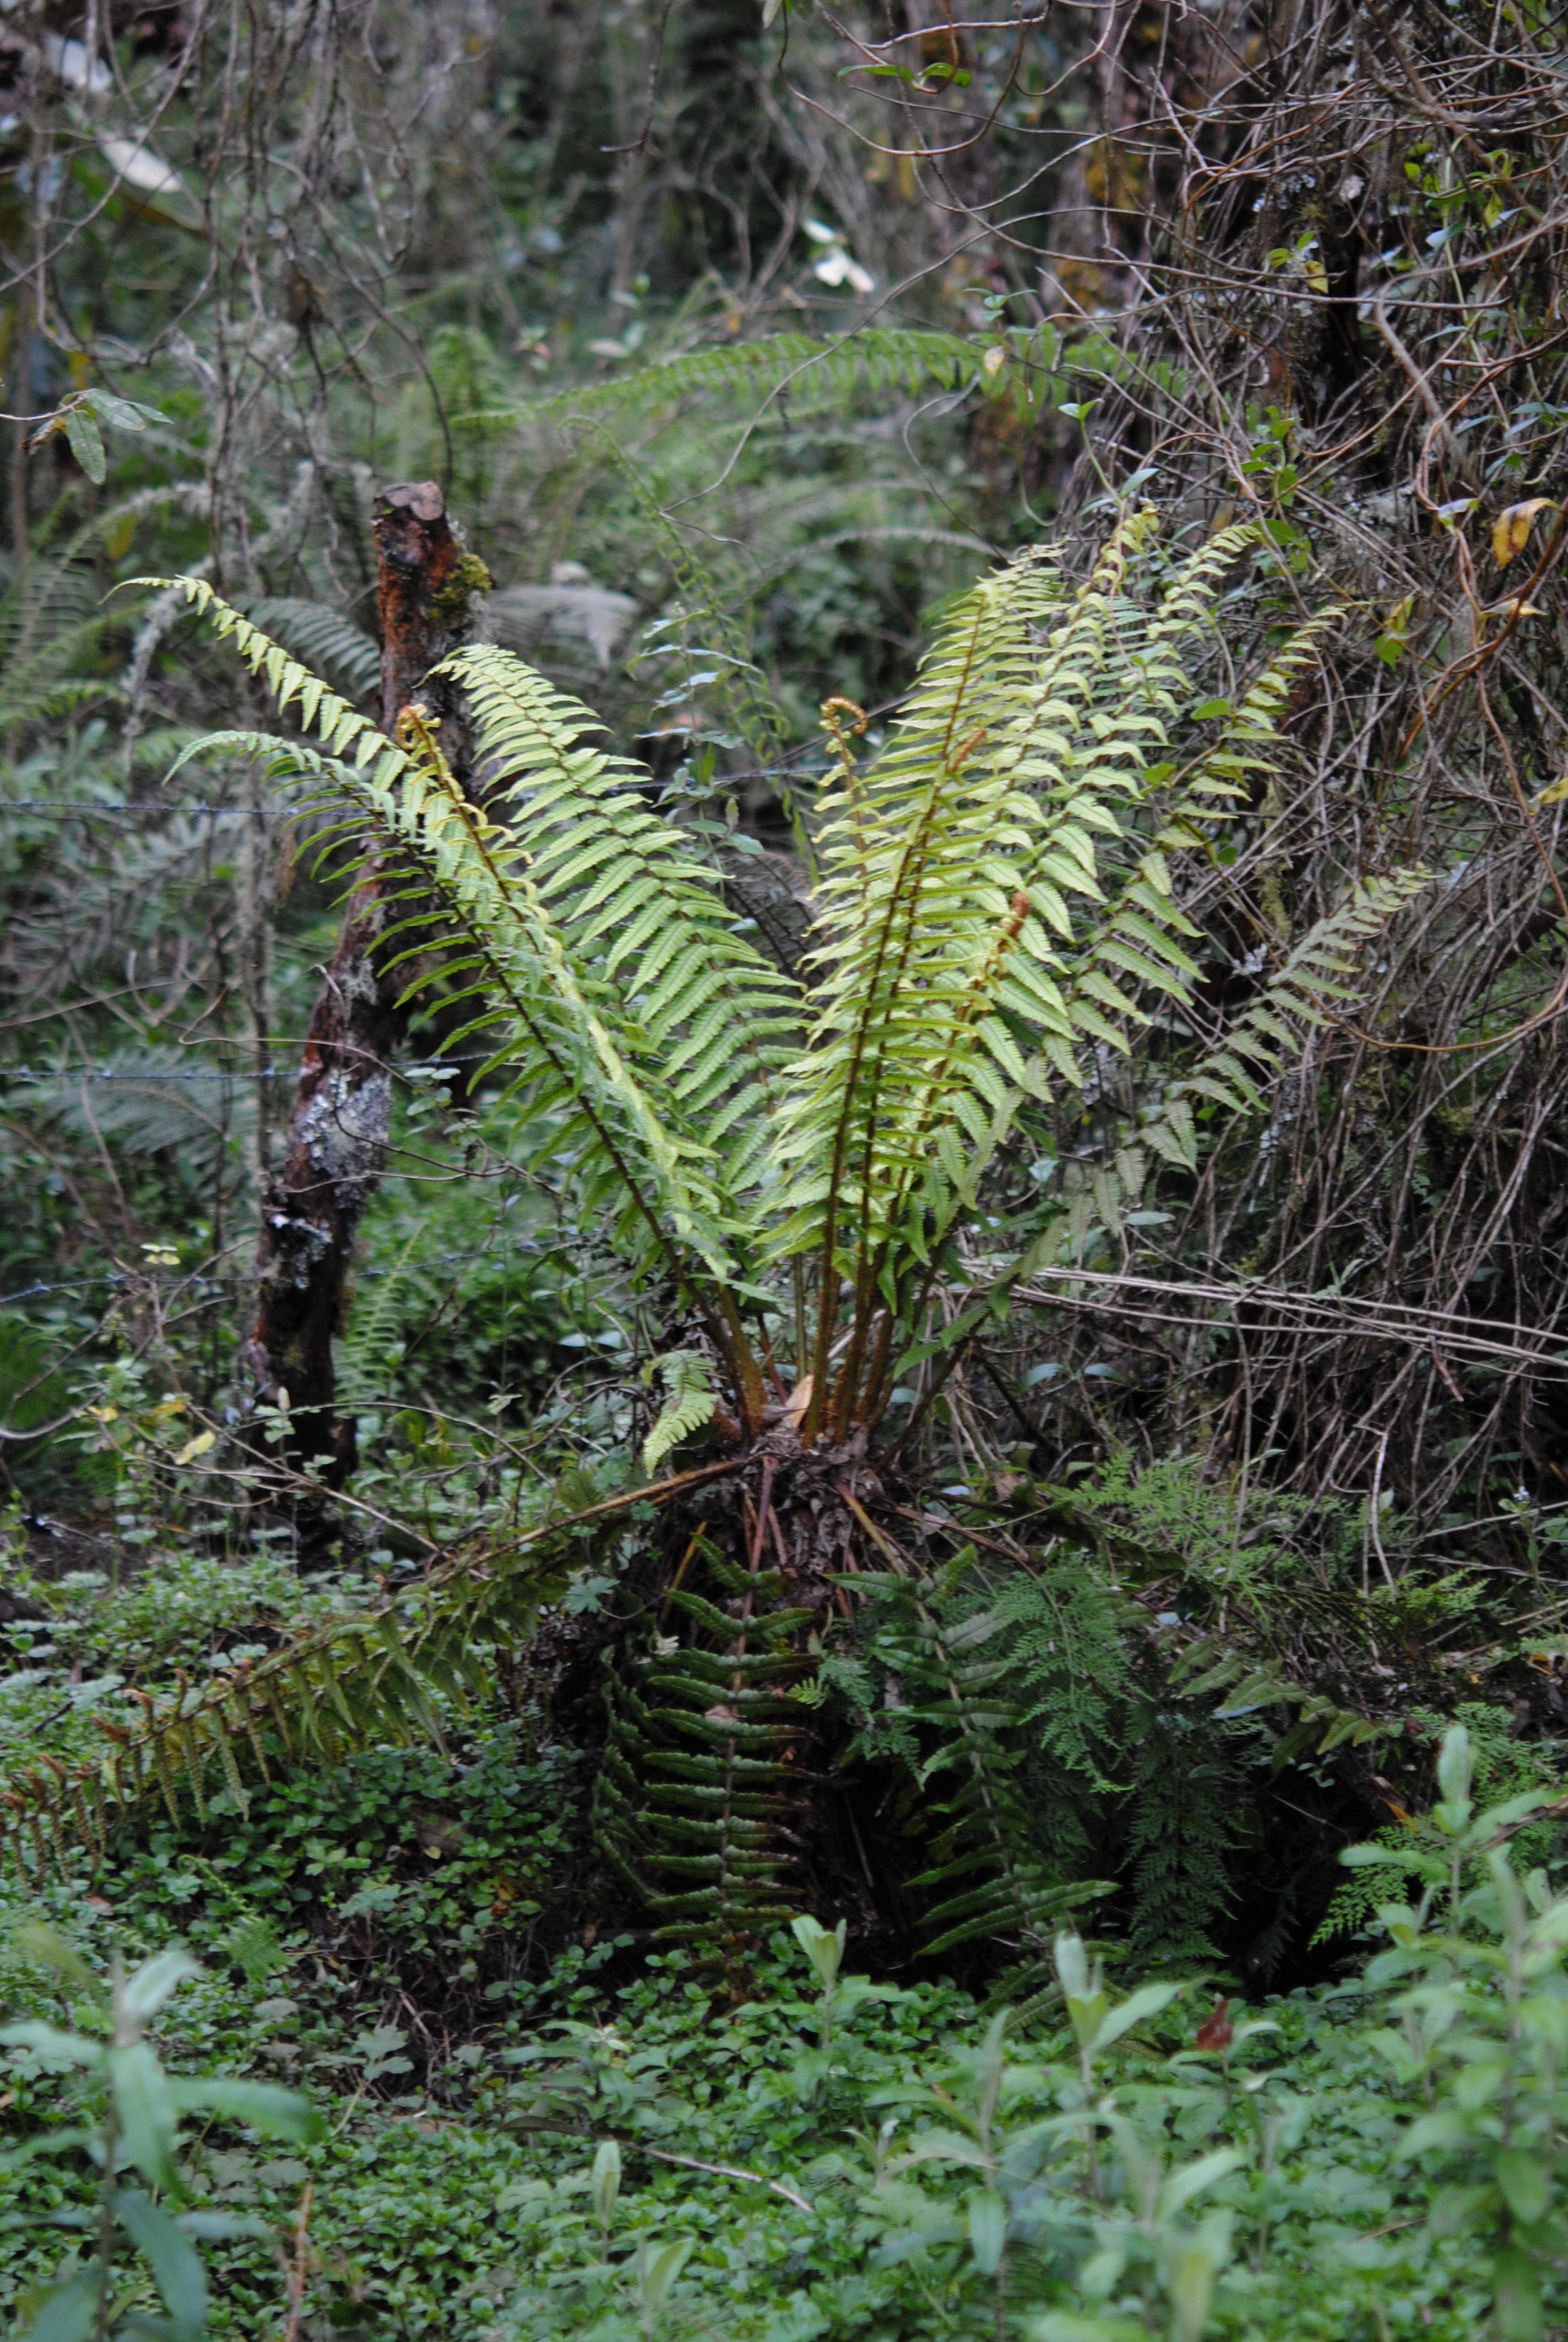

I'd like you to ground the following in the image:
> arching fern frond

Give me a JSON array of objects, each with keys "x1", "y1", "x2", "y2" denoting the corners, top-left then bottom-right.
[
  {"x1": 0, "y1": 1465, "x2": 736, "y2": 1880},
  {"x1": 508, "y1": 328, "x2": 993, "y2": 434},
  {"x1": 1142, "y1": 868, "x2": 1434, "y2": 1161},
  {"x1": 156, "y1": 580, "x2": 804, "y2": 1417},
  {"x1": 641, "y1": 1350, "x2": 718, "y2": 1472},
  {"x1": 453, "y1": 642, "x2": 801, "y2": 1210}
]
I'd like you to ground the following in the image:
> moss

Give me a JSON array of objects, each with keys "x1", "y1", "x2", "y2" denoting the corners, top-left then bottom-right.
[{"x1": 430, "y1": 551, "x2": 494, "y2": 629}]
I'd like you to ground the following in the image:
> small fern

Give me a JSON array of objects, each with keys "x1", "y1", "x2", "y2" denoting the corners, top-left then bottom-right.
[
  {"x1": 1124, "y1": 1708, "x2": 1238, "y2": 1969},
  {"x1": 338, "y1": 1228, "x2": 424, "y2": 1410},
  {"x1": 641, "y1": 1351, "x2": 719, "y2": 1472},
  {"x1": 853, "y1": 1560, "x2": 1112, "y2": 1994}
]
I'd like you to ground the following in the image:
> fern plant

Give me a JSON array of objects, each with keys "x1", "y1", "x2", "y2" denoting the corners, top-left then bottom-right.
[
  {"x1": 4, "y1": 510, "x2": 1429, "y2": 1970},
  {"x1": 843, "y1": 1553, "x2": 1116, "y2": 1998}
]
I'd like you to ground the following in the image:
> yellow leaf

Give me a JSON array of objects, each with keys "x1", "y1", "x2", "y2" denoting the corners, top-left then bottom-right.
[
  {"x1": 1493, "y1": 498, "x2": 1556, "y2": 568},
  {"x1": 85, "y1": 1404, "x2": 118, "y2": 1423},
  {"x1": 172, "y1": 1430, "x2": 215, "y2": 1467}
]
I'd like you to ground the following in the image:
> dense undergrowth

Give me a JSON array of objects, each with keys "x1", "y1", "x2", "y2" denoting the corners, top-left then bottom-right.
[
  {"x1": 2, "y1": 1713, "x2": 1567, "y2": 2342},
  {"x1": 9, "y1": 0, "x2": 1568, "y2": 2333}
]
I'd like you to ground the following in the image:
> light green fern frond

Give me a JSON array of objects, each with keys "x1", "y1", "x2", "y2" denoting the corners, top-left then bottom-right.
[
  {"x1": 517, "y1": 329, "x2": 995, "y2": 434},
  {"x1": 159, "y1": 582, "x2": 805, "y2": 1422},
  {"x1": 642, "y1": 1351, "x2": 719, "y2": 1472},
  {"x1": 451, "y1": 644, "x2": 801, "y2": 1207},
  {"x1": 766, "y1": 509, "x2": 1303, "y2": 1425},
  {"x1": 1145, "y1": 868, "x2": 1432, "y2": 1151},
  {"x1": 158, "y1": 585, "x2": 745, "y2": 1283},
  {"x1": 339, "y1": 1229, "x2": 423, "y2": 1409}
]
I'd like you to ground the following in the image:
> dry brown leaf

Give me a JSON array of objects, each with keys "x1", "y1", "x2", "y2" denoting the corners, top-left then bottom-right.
[{"x1": 1493, "y1": 499, "x2": 1556, "y2": 568}]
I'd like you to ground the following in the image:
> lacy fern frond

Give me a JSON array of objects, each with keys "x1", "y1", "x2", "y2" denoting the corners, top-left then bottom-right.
[
  {"x1": 0, "y1": 551, "x2": 112, "y2": 734},
  {"x1": 338, "y1": 1229, "x2": 424, "y2": 1408},
  {"x1": 855, "y1": 1565, "x2": 1111, "y2": 1993}
]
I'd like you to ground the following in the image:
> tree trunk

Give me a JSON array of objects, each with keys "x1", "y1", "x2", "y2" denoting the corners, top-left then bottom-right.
[{"x1": 240, "y1": 480, "x2": 487, "y2": 1491}]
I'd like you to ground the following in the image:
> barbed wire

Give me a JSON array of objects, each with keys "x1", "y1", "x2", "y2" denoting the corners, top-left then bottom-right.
[
  {"x1": 0, "y1": 800, "x2": 282, "y2": 817},
  {"x1": 0, "y1": 1240, "x2": 551, "y2": 1313},
  {"x1": 0, "y1": 1051, "x2": 498, "y2": 1085}
]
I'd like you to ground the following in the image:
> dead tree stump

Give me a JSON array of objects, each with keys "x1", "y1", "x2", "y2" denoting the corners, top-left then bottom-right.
[{"x1": 240, "y1": 481, "x2": 488, "y2": 1494}]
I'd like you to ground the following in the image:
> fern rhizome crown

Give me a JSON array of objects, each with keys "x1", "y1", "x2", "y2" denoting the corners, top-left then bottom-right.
[{"x1": 4, "y1": 511, "x2": 1426, "y2": 1974}]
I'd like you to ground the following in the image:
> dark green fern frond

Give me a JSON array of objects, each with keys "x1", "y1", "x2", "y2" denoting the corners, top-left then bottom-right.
[
  {"x1": 245, "y1": 597, "x2": 380, "y2": 703},
  {"x1": 592, "y1": 1537, "x2": 821, "y2": 1974},
  {"x1": 855, "y1": 1564, "x2": 1111, "y2": 1994},
  {"x1": 0, "y1": 1469, "x2": 735, "y2": 1879},
  {"x1": 1124, "y1": 1706, "x2": 1237, "y2": 1969}
]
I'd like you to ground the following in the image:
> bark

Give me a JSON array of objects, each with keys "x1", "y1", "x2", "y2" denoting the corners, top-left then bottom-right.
[{"x1": 241, "y1": 480, "x2": 488, "y2": 1491}]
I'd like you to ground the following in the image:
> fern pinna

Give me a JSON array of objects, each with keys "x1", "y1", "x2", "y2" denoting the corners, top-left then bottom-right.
[{"x1": 4, "y1": 513, "x2": 1427, "y2": 1973}]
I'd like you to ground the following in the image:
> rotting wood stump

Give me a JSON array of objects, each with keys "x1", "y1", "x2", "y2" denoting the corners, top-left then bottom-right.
[{"x1": 240, "y1": 481, "x2": 490, "y2": 1495}]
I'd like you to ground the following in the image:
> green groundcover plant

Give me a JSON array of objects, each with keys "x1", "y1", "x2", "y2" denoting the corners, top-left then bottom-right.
[{"x1": 2, "y1": 1723, "x2": 1567, "y2": 2341}]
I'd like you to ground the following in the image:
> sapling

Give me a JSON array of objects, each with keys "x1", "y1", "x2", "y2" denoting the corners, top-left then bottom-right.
[{"x1": 0, "y1": 1927, "x2": 319, "y2": 2342}]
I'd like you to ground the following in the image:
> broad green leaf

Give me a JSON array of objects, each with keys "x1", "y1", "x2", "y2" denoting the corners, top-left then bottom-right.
[
  {"x1": 0, "y1": 2128, "x2": 97, "y2": 2173},
  {"x1": 165, "y1": 2077, "x2": 321, "y2": 2141},
  {"x1": 9, "y1": 1925, "x2": 100, "y2": 1994},
  {"x1": 1496, "y1": 2149, "x2": 1550, "y2": 2227},
  {"x1": 1054, "y1": 1933, "x2": 1090, "y2": 1999},
  {"x1": 1402, "y1": 2110, "x2": 1473, "y2": 2157},
  {"x1": 63, "y1": 403, "x2": 107, "y2": 484},
  {"x1": 82, "y1": 387, "x2": 154, "y2": 431},
  {"x1": 108, "y1": 2041, "x2": 180, "y2": 2193},
  {"x1": 117, "y1": 2191, "x2": 208, "y2": 2332},
  {"x1": 592, "y1": 2136, "x2": 621, "y2": 2232},
  {"x1": 1436, "y1": 1725, "x2": 1473, "y2": 1821},
  {"x1": 1167, "y1": 2213, "x2": 1232, "y2": 2342},
  {"x1": 120, "y1": 1948, "x2": 199, "y2": 2031},
  {"x1": 1094, "y1": 1981, "x2": 1182, "y2": 2053},
  {"x1": 1158, "y1": 2147, "x2": 1245, "y2": 2224},
  {"x1": 1495, "y1": 2245, "x2": 1545, "y2": 2342},
  {"x1": 0, "y1": 2022, "x2": 105, "y2": 2069},
  {"x1": 966, "y1": 2188, "x2": 1006, "y2": 2276},
  {"x1": 791, "y1": 1913, "x2": 846, "y2": 1994},
  {"x1": 637, "y1": 2237, "x2": 693, "y2": 2315},
  {"x1": 16, "y1": 2269, "x2": 102, "y2": 2342}
]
